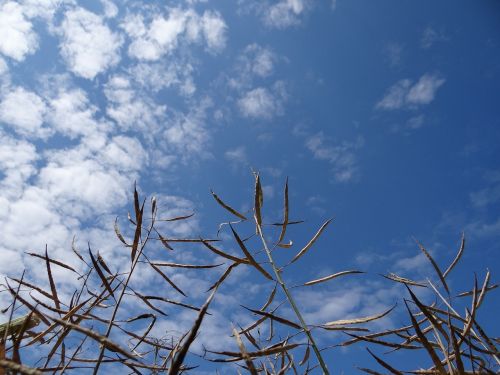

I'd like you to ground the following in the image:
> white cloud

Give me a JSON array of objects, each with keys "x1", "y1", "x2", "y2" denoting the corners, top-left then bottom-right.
[
  {"x1": 305, "y1": 132, "x2": 364, "y2": 183},
  {"x1": 124, "y1": 8, "x2": 227, "y2": 61},
  {"x1": 238, "y1": 82, "x2": 286, "y2": 119},
  {"x1": 224, "y1": 146, "x2": 247, "y2": 165},
  {"x1": 0, "y1": 1, "x2": 38, "y2": 61},
  {"x1": 390, "y1": 114, "x2": 426, "y2": 134},
  {"x1": 104, "y1": 74, "x2": 167, "y2": 131},
  {"x1": 228, "y1": 44, "x2": 279, "y2": 94},
  {"x1": 0, "y1": 57, "x2": 8, "y2": 75},
  {"x1": 200, "y1": 10, "x2": 227, "y2": 52},
  {"x1": 58, "y1": 7, "x2": 123, "y2": 79},
  {"x1": 47, "y1": 87, "x2": 108, "y2": 138},
  {"x1": 38, "y1": 136, "x2": 145, "y2": 219},
  {"x1": 263, "y1": 0, "x2": 310, "y2": 29},
  {"x1": 243, "y1": 44, "x2": 276, "y2": 78},
  {"x1": 376, "y1": 79, "x2": 411, "y2": 110},
  {"x1": 376, "y1": 74, "x2": 445, "y2": 110},
  {"x1": 238, "y1": 87, "x2": 275, "y2": 119},
  {"x1": 100, "y1": 135, "x2": 148, "y2": 172},
  {"x1": 294, "y1": 281, "x2": 399, "y2": 331},
  {"x1": 406, "y1": 114, "x2": 425, "y2": 129},
  {"x1": 0, "y1": 186, "x2": 71, "y2": 253},
  {"x1": 465, "y1": 217, "x2": 500, "y2": 239},
  {"x1": 420, "y1": 26, "x2": 448, "y2": 49},
  {"x1": 163, "y1": 97, "x2": 213, "y2": 160},
  {"x1": 406, "y1": 74, "x2": 445, "y2": 105},
  {"x1": 20, "y1": 0, "x2": 69, "y2": 20},
  {"x1": 0, "y1": 87, "x2": 49, "y2": 138},
  {"x1": 101, "y1": 0, "x2": 118, "y2": 18},
  {"x1": 0, "y1": 133, "x2": 38, "y2": 197},
  {"x1": 129, "y1": 61, "x2": 196, "y2": 96},
  {"x1": 470, "y1": 179, "x2": 500, "y2": 208}
]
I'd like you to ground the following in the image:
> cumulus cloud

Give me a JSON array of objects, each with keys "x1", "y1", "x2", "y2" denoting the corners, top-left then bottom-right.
[
  {"x1": 129, "y1": 61, "x2": 196, "y2": 96},
  {"x1": 376, "y1": 73, "x2": 445, "y2": 110},
  {"x1": 47, "y1": 87, "x2": 108, "y2": 138},
  {"x1": 58, "y1": 7, "x2": 123, "y2": 79},
  {"x1": 0, "y1": 1, "x2": 38, "y2": 61},
  {"x1": 104, "y1": 74, "x2": 167, "y2": 131},
  {"x1": 238, "y1": 87, "x2": 275, "y2": 119},
  {"x1": 123, "y1": 8, "x2": 227, "y2": 61},
  {"x1": 0, "y1": 87, "x2": 49, "y2": 138},
  {"x1": 238, "y1": 81, "x2": 287, "y2": 119},
  {"x1": 0, "y1": 133, "x2": 39, "y2": 197},
  {"x1": 39, "y1": 134, "x2": 147, "y2": 220},
  {"x1": 20, "y1": 0, "x2": 69, "y2": 20},
  {"x1": 100, "y1": 0, "x2": 118, "y2": 18},
  {"x1": 200, "y1": 10, "x2": 227, "y2": 51},
  {"x1": 242, "y1": 43, "x2": 276, "y2": 78}
]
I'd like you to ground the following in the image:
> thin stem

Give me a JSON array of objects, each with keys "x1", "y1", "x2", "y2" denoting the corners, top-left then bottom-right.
[
  {"x1": 256, "y1": 224, "x2": 330, "y2": 374},
  {"x1": 92, "y1": 211, "x2": 155, "y2": 374}
]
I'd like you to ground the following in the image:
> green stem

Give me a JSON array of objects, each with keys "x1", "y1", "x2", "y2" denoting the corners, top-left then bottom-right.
[{"x1": 256, "y1": 224, "x2": 330, "y2": 374}]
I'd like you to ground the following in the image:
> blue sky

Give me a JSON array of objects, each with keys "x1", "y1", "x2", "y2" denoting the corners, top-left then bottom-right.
[{"x1": 0, "y1": 0, "x2": 499, "y2": 373}]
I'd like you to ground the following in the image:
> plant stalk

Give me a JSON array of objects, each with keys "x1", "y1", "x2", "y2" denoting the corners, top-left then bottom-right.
[{"x1": 256, "y1": 224, "x2": 330, "y2": 374}]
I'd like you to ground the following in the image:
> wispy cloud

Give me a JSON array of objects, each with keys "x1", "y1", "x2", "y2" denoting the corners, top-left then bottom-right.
[
  {"x1": 265, "y1": 0, "x2": 310, "y2": 28},
  {"x1": 420, "y1": 26, "x2": 448, "y2": 49},
  {"x1": 238, "y1": 0, "x2": 312, "y2": 29},
  {"x1": 305, "y1": 132, "x2": 364, "y2": 183},
  {"x1": 376, "y1": 73, "x2": 445, "y2": 110},
  {"x1": 384, "y1": 42, "x2": 403, "y2": 67},
  {"x1": 225, "y1": 145, "x2": 248, "y2": 165}
]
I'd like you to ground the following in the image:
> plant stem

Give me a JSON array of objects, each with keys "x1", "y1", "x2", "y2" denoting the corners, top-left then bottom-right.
[{"x1": 256, "y1": 224, "x2": 330, "y2": 374}]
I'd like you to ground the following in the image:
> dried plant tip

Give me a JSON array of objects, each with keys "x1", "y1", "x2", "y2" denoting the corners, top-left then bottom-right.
[
  {"x1": 443, "y1": 232, "x2": 465, "y2": 279},
  {"x1": 290, "y1": 219, "x2": 332, "y2": 264},
  {"x1": 158, "y1": 212, "x2": 195, "y2": 222},
  {"x1": 201, "y1": 238, "x2": 249, "y2": 264},
  {"x1": 303, "y1": 270, "x2": 363, "y2": 286},
  {"x1": 211, "y1": 189, "x2": 247, "y2": 220},
  {"x1": 168, "y1": 287, "x2": 218, "y2": 375},
  {"x1": 230, "y1": 224, "x2": 273, "y2": 280},
  {"x1": 89, "y1": 248, "x2": 115, "y2": 300},
  {"x1": 277, "y1": 177, "x2": 289, "y2": 244},
  {"x1": 241, "y1": 306, "x2": 302, "y2": 330},
  {"x1": 414, "y1": 239, "x2": 450, "y2": 295},
  {"x1": 366, "y1": 348, "x2": 403, "y2": 375},
  {"x1": 323, "y1": 304, "x2": 396, "y2": 326},
  {"x1": 114, "y1": 218, "x2": 130, "y2": 247},
  {"x1": 232, "y1": 328, "x2": 259, "y2": 375},
  {"x1": 403, "y1": 300, "x2": 447, "y2": 375}
]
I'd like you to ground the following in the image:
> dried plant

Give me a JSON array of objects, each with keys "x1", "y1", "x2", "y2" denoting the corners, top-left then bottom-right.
[
  {"x1": 342, "y1": 235, "x2": 499, "y2": 374},
  {"x1": 0, "y1": 175, "x2": 497, "y2": 375}
]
